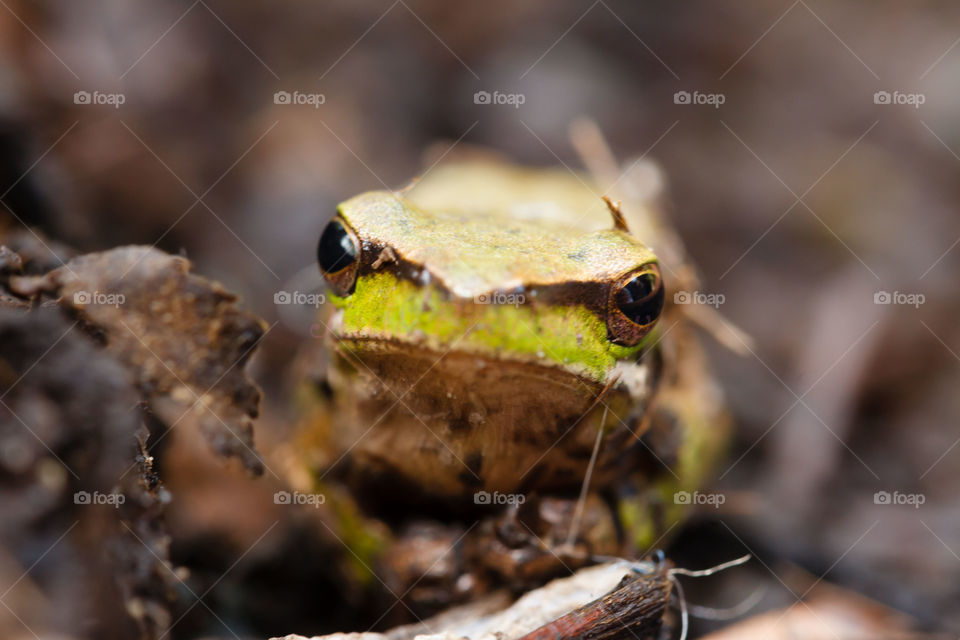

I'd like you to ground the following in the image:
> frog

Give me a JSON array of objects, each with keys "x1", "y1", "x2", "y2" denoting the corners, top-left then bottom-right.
[{"x1": 296, "y1": 138, "x2": 731, "y2": 619}]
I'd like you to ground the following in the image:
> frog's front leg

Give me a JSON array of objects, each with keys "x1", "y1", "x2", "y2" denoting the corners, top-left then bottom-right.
[{"x1": 619, "y1": 323, "x2": 732, "y2": 552}]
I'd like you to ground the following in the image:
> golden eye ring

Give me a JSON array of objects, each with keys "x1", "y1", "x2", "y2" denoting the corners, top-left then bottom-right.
[{"x1": 607, "y1": 264, "x2": 664, "y2": 346}]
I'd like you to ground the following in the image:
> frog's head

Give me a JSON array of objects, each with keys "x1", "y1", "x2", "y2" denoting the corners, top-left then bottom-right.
[{"x1": 317, "y1": 188, "x2": 664, "y2": 389}]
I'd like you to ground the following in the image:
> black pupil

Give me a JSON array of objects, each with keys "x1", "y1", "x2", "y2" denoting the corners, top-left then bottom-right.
[
  {"x1": 317, "y1": 220, "x2": 357, "y2": 274},
  {"x1": 615, "y1": 272, "x2": 664, "y2": 326}
]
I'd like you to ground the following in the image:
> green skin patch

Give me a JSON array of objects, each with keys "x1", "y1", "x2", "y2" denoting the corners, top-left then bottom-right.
[{"x1": 330, "y1": 271, "x2": 653, "y2": 382}]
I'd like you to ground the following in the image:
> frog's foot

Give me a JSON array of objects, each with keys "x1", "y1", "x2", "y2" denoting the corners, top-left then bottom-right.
[
  {"x1": 377, "y1": 493, "x2": 622, "y2": 620},
  {"x1": 471, "y1": 492, "x2": 621, "y2": 592},
  {"x1": 379, "y1": 520, "x2": 475, "y2": 620}
]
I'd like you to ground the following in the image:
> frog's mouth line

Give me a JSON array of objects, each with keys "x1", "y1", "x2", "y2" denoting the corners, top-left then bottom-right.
[
  {"x1": 333, "y1": 334, "x2": 603, "y2": 387},
  {"x1": 330, "y1": 330, "x2": 658, "y2": 405}
]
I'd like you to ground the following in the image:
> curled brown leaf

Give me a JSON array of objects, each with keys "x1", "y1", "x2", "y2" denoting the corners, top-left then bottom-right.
[{"x1": 12, "y1": 246, "x2": 268, "y2": 474}]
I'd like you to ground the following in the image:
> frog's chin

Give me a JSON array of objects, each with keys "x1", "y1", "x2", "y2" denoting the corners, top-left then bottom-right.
[
  {"x1": 326, "y1": 331, "x2": 658, "y2": 505},
  {"x1": 330, "y1": 329, "x2": 656, "y2": 407}
]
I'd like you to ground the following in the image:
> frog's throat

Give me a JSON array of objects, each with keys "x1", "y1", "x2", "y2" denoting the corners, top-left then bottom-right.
[{"x1": 328, "y1": 271, "x2": 652, "y2": 382}]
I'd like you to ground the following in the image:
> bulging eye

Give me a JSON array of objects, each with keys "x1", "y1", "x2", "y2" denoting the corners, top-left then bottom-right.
[
  {"x1": 317, "y1": 217, "x2": 359, "y2": 295},
  {"x1": 607, "y1": 265, "x2": 664, "y2": 346},
  {"x1": 616, "y1": 270, "x2": 663, "y2": 325}
]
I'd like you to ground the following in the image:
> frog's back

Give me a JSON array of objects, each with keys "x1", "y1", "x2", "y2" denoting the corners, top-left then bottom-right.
[
  {"x1": 404, "y1": 160, "x2": 620, "y2": 232},
  {"x1": 336, "y1": 160, "x2": 660, "y2": 300}
]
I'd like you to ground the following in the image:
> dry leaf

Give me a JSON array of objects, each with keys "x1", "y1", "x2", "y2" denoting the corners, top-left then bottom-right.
[{"x1": 12, "y1": 246, "x2": 268, "y2": 474}]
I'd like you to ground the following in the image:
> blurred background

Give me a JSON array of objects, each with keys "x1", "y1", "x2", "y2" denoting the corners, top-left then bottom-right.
[{"x1": 0, "y1": 1, "x2": 958, "y2": 638}]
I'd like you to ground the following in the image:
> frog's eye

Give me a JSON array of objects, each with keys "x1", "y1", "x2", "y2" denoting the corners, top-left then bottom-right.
[
  {"x1": 317, "y1": 217, "x2": 360, "y2": 296},
  {"x1": 607, "y1": 265, "x2": 664, "y2": 346}
]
